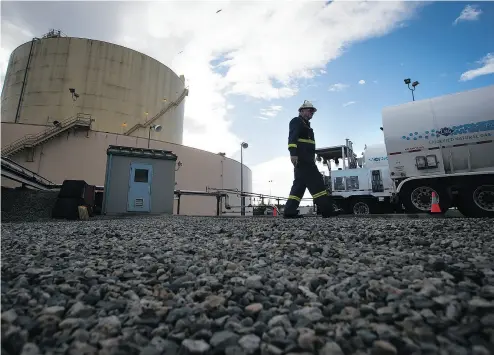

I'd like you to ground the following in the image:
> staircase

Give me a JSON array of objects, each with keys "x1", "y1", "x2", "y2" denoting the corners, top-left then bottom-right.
[
  {"x1": 1, "y1": 113, "x2": 93, "y2": 158},
  {"x1": 124, "y1": 88, "x2": 189, "y2": 136}
]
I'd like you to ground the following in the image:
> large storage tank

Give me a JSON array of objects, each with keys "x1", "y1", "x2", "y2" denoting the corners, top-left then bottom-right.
[
  {"x1": 1, "y1": 33, "x2": 186, "y2": 144},
  {"x1": 1, "y1": 31, "x2": 254, "y2": 216}
]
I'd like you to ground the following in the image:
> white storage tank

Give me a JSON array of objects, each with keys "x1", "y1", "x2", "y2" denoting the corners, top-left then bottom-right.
[
  {"x1": 362, "y1": 143, "x2": 389, "y2": 169},
  {"x1": 1, "y1": 34, "x2": 187, "y2": 144}
]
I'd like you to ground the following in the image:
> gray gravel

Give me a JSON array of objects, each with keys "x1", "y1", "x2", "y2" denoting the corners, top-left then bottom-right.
[
  {"x1": 1, "y1": 189, "x2": 58, "y2": 223},
  {"x1": 2, "y1": 216, "x2": 494, "y2": 355}
]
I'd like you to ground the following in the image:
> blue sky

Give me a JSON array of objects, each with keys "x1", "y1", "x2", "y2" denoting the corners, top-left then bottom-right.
[
  {"x1": 1, "y1": 1, "x2": 493, "y2": 198},
  {"x1": 230, "y1": 2, "x2": 494, "y2": 167}
]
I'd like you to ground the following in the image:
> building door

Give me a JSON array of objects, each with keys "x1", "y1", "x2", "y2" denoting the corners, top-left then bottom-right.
[{"x1": 127, "y1": 163, "x2": 153, "y2": 212}]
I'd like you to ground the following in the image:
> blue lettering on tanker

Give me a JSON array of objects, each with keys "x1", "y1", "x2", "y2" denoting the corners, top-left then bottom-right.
[
  {"x1": 401, "y1": 119, "x2": 494, "y2": 142},
  {"x1": 368, "y1": 156, "x2": 388, "y2": 162}
]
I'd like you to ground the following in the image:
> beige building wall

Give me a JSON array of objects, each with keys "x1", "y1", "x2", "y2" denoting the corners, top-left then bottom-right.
[
  {"x1": 1, "y1": 37, "x2": 185, "y2": 144},
  {"x1": 1, "y1": 123, "x2": 253, "y2": 216}
]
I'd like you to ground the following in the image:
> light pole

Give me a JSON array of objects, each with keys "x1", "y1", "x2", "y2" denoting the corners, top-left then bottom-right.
[
  {"x1": 268, "y1": 180, "x2": 273, "y2": 204},
  {"x1": 404, "y1": 78, "x2": 419, "y2": 101},
  {"x1": 148, "y1": 124, "x2": 162, "y2": 148},
  {"x1": 240, "y1": 141, "x2": 248, "y2": 216}
]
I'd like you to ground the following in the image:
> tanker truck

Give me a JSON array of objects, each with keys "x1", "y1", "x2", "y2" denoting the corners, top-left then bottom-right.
[
  {"x1": 382, "y1": 84, "x2": 494, "y2": 217},
  {"x1": 316, "y1": 141, "x2": 398, "y2": 215}
]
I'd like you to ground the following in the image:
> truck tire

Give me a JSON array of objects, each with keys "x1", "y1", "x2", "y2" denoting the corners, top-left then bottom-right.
[
  {"x1": 400, "y1": 181, "x2": 451, "y2": 214},
  {"x1": 350, "y1": 198, "x2": 375, "y2": 215},
  {"x1": 457, "y1": 180, "x2": 494, "y2": 218}
]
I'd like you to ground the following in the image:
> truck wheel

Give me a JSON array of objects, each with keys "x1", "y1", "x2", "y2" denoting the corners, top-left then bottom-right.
[
  {"x1": 332, "y1": 202, "x2": 341, "y2": 213},
  {"x1": 400, "y1": 182, "x2": 451, "y2": 214},
  {"x1": 351, "y1": 199, "x2": 373, "y2": 215},
  {"x1": 457, "y1": 182, "x2": 494, "y2": 218}
]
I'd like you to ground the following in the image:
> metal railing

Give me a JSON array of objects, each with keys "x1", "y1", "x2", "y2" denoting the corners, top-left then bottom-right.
[
  {"x1": 1, "y1": 157, "x2": 56, "y2": 190},
  {"x1": 2, "y1": 113, "x2": 92, "y2": 157},
  {"x1": 206, "y1": 187, "x2": 315, "y2": 206},
  {"x1": 124, "y1": 88, "x2": 189, "y2": 136},
  {"x1": 174, "y1": 189, "x2": 227, "y2": 216}
]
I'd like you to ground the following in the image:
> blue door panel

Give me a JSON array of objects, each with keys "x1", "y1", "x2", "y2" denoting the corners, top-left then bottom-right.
[{"x1": 127, "y1": 162, "x2": 152, "y2": 212}]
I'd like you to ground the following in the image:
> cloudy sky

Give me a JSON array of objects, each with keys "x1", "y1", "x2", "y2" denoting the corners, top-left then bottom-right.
[{"x1": 1, "y1": 1, "x2": 494, "y2": 200}]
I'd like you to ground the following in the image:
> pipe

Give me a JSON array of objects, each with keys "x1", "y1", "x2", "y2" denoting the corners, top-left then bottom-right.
[
  {"x1": 15, "y1": 38, "x2": 37, "y2": 123},
  {"x1": 240, "y1": 147, "x2": 244, "y2": 216}
]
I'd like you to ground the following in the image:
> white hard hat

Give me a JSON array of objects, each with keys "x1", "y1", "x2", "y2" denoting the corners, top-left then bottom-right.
[{"x1": 299, "y1": 100, "x2": 317, "y2": 112}]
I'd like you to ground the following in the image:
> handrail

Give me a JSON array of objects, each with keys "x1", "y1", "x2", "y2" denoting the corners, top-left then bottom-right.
[
  {"x1": 124, "y1": 88, "x2": 189, "y2": 136},
  {"x1": 1, "y1": 113, "x2": 92, "y2": 157},
  {"x1": 206, "y1": 187, "x2": 316, "y2": 202},
  {"x1": 1, "y1": 157, "x2": 56, "y2": 187}
]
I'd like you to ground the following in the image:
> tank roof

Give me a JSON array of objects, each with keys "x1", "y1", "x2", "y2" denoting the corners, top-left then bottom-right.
[{"x1": 12, "y1": 35, "x2": 182, "y2": 80}]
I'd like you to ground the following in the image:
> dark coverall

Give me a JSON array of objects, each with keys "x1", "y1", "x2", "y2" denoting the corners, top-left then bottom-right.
[{"x1": 284, "y1": 116, "x2": 336, "y2": 217}]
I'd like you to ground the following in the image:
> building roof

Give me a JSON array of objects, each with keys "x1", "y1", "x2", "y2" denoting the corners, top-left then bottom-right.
[{"x1": 107, "y1": 145, "x2": 178, "y2": 161}]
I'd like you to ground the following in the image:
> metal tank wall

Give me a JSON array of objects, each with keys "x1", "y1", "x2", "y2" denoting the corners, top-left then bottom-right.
[{"x1": 1, "y1": 37, "x2": 185, "y2": 144}]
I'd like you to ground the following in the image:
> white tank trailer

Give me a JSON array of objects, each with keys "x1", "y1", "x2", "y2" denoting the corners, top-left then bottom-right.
[
  {"x1": 316, "y1": 141, "x2": 396, "y2": 215},
  {"x1": 382, "y1": 84, "x2": 494, "y2": 217}
]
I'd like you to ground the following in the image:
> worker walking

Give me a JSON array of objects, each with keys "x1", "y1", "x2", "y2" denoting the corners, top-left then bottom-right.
[{"x1": 284, "y1": 100, "x2": 338, "y2": 219}]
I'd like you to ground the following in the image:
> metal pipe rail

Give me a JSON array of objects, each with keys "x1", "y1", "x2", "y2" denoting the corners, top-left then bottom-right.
[
  {"x1": 124, "y1": 88, "x2": 189, "y2": 136},
  {"x1": 1, "y1": 157, "x2": 56, "y2": 190},
  {"x1": 174, "y1": 189, "x2": 227, "y2": 216},
  {"x1": 206, "y1": 187, "x2": 316, "y2": 205},
  {"x1": 2, "y1": 113, "x2": 92, "y2": 157}
]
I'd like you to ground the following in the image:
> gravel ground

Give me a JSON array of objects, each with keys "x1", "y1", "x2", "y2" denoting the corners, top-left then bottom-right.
[
  {"x1": 1, "y1": 189, "x2": 58, "y2": 223},
  {"x1": 2, "y1": 216, "x2": 494, "y2": 355}
]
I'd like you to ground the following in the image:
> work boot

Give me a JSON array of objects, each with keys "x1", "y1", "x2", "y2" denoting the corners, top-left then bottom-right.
[
  {"x1": 283, "y1": 211, "x2": 303, "y2": 219},
  {"x1": 321, "y1": 205, "x2": 342, "y2": 218},
  {"x1": 284, "y1": 214, "x2": 304, "y2": 219},
  {"x1": 322, "y1": 210, "x2": 340, "y2": 218}
]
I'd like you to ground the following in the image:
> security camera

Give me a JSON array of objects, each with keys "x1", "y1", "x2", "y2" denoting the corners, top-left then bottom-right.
[
  {"x1": 404, "y1": 78, "x2": 411, "y2": 85},
  {"x1": 69, "y1": 88, "x2": 75, "y2": 93}
]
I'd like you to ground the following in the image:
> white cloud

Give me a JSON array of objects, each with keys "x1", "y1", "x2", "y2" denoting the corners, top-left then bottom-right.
[
  {"x1": 259, "y1": 105, "x2": 283, "y2": 120},
  {"x1": 343, "y1": 101, "x2": 357, "y2": 107},
  {"x1": 459, "y1": 53, "x2": 494, "y2": 82},
  {"x1": 328, "y1": 83, "x2": 349, "y2": 92},
  {"x1": 122, "y1": 0, "x2": 419, "y2": 158},
  {"x1": 0, "y1": 20, "x2": 34, "y2": 86},
  {"x1": 358, "y1": 79, "x2": 366, "y2": 85},
  {"x1": 373, "y1": 80, "x2": 379, "y2": 84},
  {"x1": 453, "y1": 5, "x2": 482, "y2": 25}
]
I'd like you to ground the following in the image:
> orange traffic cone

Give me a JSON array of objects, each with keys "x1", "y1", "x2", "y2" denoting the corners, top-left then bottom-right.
[
  {"x1": 272, "y1": 206, "x2": 278, "y2": 217},
  {"x1": 430, "y1": 191, "x2": 442, "y2": 214}
]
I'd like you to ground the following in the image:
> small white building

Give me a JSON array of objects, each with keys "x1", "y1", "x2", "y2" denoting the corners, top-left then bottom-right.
[{"x1": 102, "y1": 146, "x2": 178, "y2": 215}]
